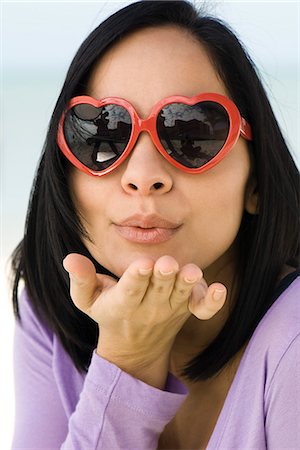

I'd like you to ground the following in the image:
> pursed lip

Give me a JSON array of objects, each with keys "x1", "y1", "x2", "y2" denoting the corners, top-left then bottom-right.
[
  {"x1": 116, "y1": 213, "x2": 182, "y2": 229},
  {"x1": 113, "y1": 214, "x2": 183, "y2": 244}
]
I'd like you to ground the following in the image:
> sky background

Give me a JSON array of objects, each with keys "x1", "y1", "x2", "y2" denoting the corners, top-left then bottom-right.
[{"x1": 1, "y1": 0, "x2": 299, "y2": 447}]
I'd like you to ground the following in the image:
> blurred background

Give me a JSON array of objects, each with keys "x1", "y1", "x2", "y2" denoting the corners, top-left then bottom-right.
[{"x1": 1, "y1": 0, "x2": 299, "y2": 447}]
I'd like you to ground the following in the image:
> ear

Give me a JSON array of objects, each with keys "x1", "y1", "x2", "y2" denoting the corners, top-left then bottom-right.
[{"x1": 245, "y1": 177, "x2": 259, "y2": 215}]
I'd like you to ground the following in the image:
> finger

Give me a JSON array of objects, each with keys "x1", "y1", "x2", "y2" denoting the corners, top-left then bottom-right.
[
  {"x1": 63, "y1": 253, "x2": 100, "y2": 312},
  {"x1": 142, "y1": 256, "x2": 179, "y2": 304},
  {"x1": 188, "y1": 282, "x2": 227, "y2": 320},
  {"x1": 114, "y1": 257, "x2": 155, "y2": 310},
  {"x1": 169, "y1": 263, "x2": 205, "y2": 310}
]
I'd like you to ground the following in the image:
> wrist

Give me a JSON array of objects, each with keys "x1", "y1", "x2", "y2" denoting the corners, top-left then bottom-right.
[{"x1": 96, "y1": 343, "x2": 170, "y2": 390}]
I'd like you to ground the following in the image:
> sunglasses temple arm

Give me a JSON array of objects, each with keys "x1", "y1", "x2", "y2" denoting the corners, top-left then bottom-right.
[{"x1": 240, "y1": 117, "x2": 253, "y2": 141}]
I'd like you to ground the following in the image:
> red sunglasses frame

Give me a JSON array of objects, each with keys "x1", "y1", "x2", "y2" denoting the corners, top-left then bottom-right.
[{"x1": 57, "y1": 92, "x2": 252, "y2": 176}]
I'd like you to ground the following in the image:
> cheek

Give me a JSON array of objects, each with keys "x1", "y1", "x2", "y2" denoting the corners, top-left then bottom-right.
[
  {"x1": 188, "y1": 164, "x2": 250, "y2": 267},
  {"x1": 69, "y1": 169, "x2": 108, "y2": 228}
]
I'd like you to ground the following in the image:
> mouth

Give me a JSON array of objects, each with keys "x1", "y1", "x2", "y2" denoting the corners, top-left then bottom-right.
[{"x1": 113, "y1": 214, "x2": 182, "y2": 244}]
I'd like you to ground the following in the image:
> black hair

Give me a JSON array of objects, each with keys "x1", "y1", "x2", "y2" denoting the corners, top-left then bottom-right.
[{"x1": 10, "y1": 0, "x2": 299, "y2": 380}]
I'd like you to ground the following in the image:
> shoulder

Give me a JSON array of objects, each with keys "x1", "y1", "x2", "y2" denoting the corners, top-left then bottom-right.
[
  {"x1": 256, "y1": 274, "x2": 300, "y2": 343},
  {"x1": 244, "y1": 274, "x2": 300, "y2": 381},
  {"x1": 16, "y1": 287, "x2": 54, "y2": 351}
]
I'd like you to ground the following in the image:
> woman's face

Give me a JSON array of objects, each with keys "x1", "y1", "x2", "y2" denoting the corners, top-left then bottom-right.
[{"x1": 69, "y1": 26, "x2": 256, "y2": 281}]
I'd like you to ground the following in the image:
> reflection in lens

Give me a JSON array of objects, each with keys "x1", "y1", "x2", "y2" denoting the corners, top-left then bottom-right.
[
  {"x1": 157, "y1": 101, "x2": 229, "y2": 168},
  {"x1": 64, "y1": 103, "x2": 132, "y2": 171}
]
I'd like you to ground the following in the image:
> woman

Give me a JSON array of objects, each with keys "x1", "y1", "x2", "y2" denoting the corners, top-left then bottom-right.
[{"x1": 11, "y1": 1, "x2": 299, "y2": 449}]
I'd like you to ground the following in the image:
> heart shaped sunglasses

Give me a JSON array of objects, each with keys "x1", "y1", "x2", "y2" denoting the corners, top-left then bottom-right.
[{"x1": 57, "y1": 92, "x2": 252, "y2": 176}]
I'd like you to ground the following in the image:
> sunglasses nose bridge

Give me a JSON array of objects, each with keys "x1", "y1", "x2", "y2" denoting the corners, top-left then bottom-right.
[
  {"x1": 137, "y1": 116, "x2": 155, "y2": 133},
  {"x1": 131, "y1": 116, "x2": 157, "y2": 147}
]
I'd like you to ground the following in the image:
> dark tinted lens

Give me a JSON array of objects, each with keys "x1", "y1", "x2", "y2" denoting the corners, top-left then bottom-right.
[
  {"x1": 64, "y1": 103, "x2": 132, "y2": 171},
  {"x1": 157, "y1": 101, "x2": 229, "y2": 168}
]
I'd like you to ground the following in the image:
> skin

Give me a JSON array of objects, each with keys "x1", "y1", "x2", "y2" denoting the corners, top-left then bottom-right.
[{"x1": 63, "y1": 25, "x2": 258, "y2": 391}]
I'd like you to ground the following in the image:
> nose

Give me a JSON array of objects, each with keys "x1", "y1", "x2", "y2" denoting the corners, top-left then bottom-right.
[{"x1": 120, "y1": 133, "x2": 173, "y2": 195}]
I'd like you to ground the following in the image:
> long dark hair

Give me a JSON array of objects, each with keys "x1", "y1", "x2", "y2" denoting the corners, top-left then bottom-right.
[{"x1": 11, "y1": 0, "x2": 299, "y2": 380}]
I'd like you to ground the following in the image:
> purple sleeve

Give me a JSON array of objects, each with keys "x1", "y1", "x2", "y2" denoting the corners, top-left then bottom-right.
[
  {"x1": 12, "y1": 292, "x2": 187, "y2": 449},
  {"x1": 62, "y1": 353, "x2": 187, "y2": 449},
  {"x1": 12, "y1": 293, "x2": 69, "y2": 448},
  {"x1": 265, "y1": 333, "x2": 300, "y2": 448}
]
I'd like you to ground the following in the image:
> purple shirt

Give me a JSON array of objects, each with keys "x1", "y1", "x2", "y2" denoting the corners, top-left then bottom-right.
[{"x1": 12, "y1": 274, "x2": 300, "y2": 449}]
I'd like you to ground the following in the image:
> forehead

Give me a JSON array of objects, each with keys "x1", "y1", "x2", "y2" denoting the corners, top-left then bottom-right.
[{"x1": 87, "y1": 25, "x2": 227, "y2": 116}]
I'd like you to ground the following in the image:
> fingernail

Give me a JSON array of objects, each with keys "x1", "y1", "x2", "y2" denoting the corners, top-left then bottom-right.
[
  {"x1": 213, "y1": 288, "x2": 225, "y2": 301},
  {"x1": 184, "y1": 276, "x2": 199, "y2": 283},
  {"x1": 139, "y1": 268, "x2": 153, "y2": 275},
  {"x1": 159, "y1": 269, "x2": 174, "y2": 276}
]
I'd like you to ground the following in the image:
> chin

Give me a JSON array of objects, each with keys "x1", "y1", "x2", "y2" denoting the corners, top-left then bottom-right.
[{"x1": 102, "y1": 247, "x2": 195, "y2": 277}]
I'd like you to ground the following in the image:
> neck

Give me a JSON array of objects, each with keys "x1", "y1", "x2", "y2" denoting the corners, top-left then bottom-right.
[{"x1": 170, "y1": 246, "x2": 240, "y2": 379}]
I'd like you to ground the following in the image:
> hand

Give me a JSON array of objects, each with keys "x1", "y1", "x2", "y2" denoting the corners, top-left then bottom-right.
[{"x1": 63, "y1": 254, "x2": 226, "y2": 388}]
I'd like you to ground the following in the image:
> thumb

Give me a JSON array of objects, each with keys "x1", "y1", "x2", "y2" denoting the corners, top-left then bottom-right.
[
  {"x1": 63, "y1": 253, "x2": 102, "y2": 313},
  {"x1": 188, "y1": 282, "x2": 226, "y2": 320}
]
